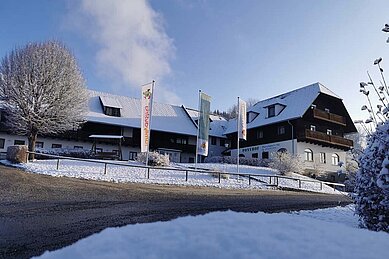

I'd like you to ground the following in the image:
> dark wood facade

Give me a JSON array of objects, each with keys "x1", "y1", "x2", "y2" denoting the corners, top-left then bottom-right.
[
  {"x1": 44, "y1": 122, "x2": 196, "y2": 153},
  {"x1": 227, "y1": 93, "x2": 356, "y2": 151}
]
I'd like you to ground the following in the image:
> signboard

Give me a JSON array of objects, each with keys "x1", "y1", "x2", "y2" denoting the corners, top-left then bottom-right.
[
  {"x1": 197, "y1": 92, "x2": 211, "y2": 156},
  {"x1": 141, "y1": 83, "x2": 154, "y2": 152}
]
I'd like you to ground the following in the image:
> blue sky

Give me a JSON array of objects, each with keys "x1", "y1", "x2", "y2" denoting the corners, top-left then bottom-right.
[{"x1": 0, "y1": 0, "x2": 388, "y2": 121}]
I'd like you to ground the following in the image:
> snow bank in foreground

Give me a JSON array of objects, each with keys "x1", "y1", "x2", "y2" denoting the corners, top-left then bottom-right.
[
  {"x1": 37, "y1": 206, "x2": 388, "y2": 259},
  {"x1": 1, "y1": 159, "x2": 342, "y2": 193}
]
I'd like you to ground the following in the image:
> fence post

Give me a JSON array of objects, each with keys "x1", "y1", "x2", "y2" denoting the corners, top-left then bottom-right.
[
  {"x1": 185, "y1": 170, "x2": 188, "y2": 181},
  {"x1": 104, "y1": 163, "x2": 107, "y2": 175},
  {"x1": 249, "y1": 175, "x2": 251, "y2": 185},
  {"x1": 298, "y1": 179, "x2": 301, "y2": 189},
  {"x1": 147, "y1": 167, "x2": 150, "y2": 179},
  {"x1": 218, "y1": 172, "x2": 221, "y2": 183},
  {"x1": 269, "y1": 177, "x2": 272, "y2": 185},
  {"x1": 56, "y1": 159, "x2": 60, "y2": 170},
  {"x1": 276, "y1": 176, "x2": 279, "y2": 186},
  {"x1": 320, "y1": 182, "x2": 323, "y2": 190}
]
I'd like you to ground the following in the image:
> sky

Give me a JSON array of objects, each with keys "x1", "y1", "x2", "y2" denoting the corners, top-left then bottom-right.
[{"x1": 0, "y1": 0, "x2": 388, "y2": 121}]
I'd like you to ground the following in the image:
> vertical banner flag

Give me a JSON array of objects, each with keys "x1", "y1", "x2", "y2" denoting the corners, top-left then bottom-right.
[
  {"x1": 141, "y1": 82, "x2": 154, "y2": 152},
  {"x1": 197, "y1": 92, "x2": 211, "y2": 156},
  {"x1": 238, "y1": 99, "x2": 247, "y2": 140}
]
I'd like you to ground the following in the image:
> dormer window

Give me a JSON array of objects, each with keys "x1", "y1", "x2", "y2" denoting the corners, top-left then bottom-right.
[
  {"x1": 268, "y1": 105, "x2": 276, "y2": 118},
  {"x1": 99, "y1": 96, "x2": 122, "y2": 117},
  {"x1": 266, "y1": 103, "x2": 285, "y2": 118},
  {"x1": 247, "y1": 111, "x2": 259, "y2": 123},
  {"x1": 104, "y1": 107, "x2": 121, "y2": 117}
]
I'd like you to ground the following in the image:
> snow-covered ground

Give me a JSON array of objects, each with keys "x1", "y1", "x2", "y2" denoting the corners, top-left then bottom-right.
[
  {"x1": 1, "y1": 159, "x2": 343, "y2": 194},
  {"x1": 36, "y1": 205, "x2": 389, "y2": 259}
]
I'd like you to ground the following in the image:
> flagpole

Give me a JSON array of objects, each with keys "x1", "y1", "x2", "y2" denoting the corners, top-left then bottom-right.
[
  {"x1": 145, "y1": 80, "x2": 155, "y2": 166},
  {"x1": 237, "y1": 97, "x2": 240, "y2": 178},
  {"x1": 195, "y1": 90, "x2": 201, "y2": 169}
]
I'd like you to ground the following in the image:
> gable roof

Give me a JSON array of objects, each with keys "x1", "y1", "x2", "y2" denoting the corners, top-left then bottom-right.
[
  {"x1": 87, "y1": 90, "x2": 197, "y2": 136},
  {"x1": 224, "y1": 82, "x2": 342, "y2": 134},
  {"x1": 184, "y1": 107, "x2": 228, "y2": 138}
]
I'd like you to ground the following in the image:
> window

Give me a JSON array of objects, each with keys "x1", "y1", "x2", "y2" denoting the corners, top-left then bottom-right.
[
  {"x1": 320, "y1": 152, "x2": 326, "y2": 164},
  {"x1": 277, "y1": 126, "x2": 285, "y2": 135},
  {"x1": 14, "y1": 140, "x2": 25, "y2": 145},
  {"x1": 252, "y1": 153, "x2": 258, "y2": 158},
  {"x1": 257, "y1": 130, "x2": 263, "y2": 139},
  {"x1": 189, "y1": 157, "x2": 195, "y2": 163},
  {"x1": 52, "y1": 144, "x2": 62, "y2": 148},
  {"x1": 332, "y1": 153, "x2": 340, "y2": 165},
  {"x1": 268, "y1": 105, "x2": 276, "y2": 118},
  {"x1": 327, "y1": 129, "x2": 332, "y2": 135},
  {"x1": 220, "y1": 138, "x2": 226, "y2": 147},
  {"x1": 0, "y1": 138, "x2": 5, "y2": 149},
  {"x1": 176, "y1": 138, "x2": 188, "y2": 145},
  {"x1": 211, "y1": 137, "x2": 217, "y2": 145},
  {"x1": 304, "y1": 148, "x2": 313, "y2": 161},
  {"x1": 35, "y1": 141, "x2": 44, "y2": 148},
  {"x1": 104, "y1": 107, "x2": 121, "y2": 117},
  {"x1": 262, "y1": 152, "x2": 269, "y2": 159},
  {"x1": 310, "y1": 125, "x2": 316, "y2": 131},
  {"x1": 74, "y1": 146, "x2": 83, "y2": 149},
  {"x1": 0, "y1": 111, "x2": 5, "y2": 122},
  {"x1": 129, "y1": 151, "x2": 137, "y2": 160}
]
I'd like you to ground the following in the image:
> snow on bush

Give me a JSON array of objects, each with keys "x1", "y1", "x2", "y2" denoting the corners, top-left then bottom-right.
[
  {"x1": 136, "y1": 151, "x2": 170, "y2": 166},
  {"x1": 204, "y1": 156, "x2": 268, "y2": 167},
  {"x1": 35, "y1": 148, "x2": 94, "y2": 159},
  {"x1": 355, "y1": 56, "x2": 389, "y2": 232},
  {"x1": 268, "y1": 152, "x2": 304, "y2": 176},
  {"x1": 355, "y1": 120, "x2": 389, "y2": 232}
]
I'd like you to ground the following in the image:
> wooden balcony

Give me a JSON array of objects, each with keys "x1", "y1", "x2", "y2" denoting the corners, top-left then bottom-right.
[
  {"x1": 312, "y1": 109, "x2": 346, "y2": 126},
  {"x1": 298, "y1": 129, "x2": 353, "y2": 149}
]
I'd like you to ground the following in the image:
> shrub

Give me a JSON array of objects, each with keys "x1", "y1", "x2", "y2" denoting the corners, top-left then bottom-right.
[
  {"x1": 35, "y1": 147, "x2": 94, "y2": 159},
  {"x1": 204, "y1": 156, "x2": 268, "y2": 167},
  {"x1": 268, "y1": 152, "x2": 304, "y2": 176},
  {"x1": 136, "y1": 151, "x2": 170, "y2": 166},
  {"x1": 355, "y1": 121, "x2": 389, "y2": 232}
]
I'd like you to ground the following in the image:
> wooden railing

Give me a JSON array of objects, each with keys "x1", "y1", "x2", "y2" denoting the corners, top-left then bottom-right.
[
  {"x1": 300, "y1": 129, "x2": 353, "y2": 148},
  {"x1": 312, "y1": 109, "x2": 346, "y2": 126}
]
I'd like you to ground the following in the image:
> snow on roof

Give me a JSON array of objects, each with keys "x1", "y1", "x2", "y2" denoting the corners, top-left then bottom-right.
[
  {"x1": 225, "y1": 82, "x2": 341, "y2": 134},
  {"x1": 99, "y1": 96, "x2": 123, "y2": 109},
  {"x1": 184, "y1": 107, "x2": 228, "y2": 138},
  {"x1": 87, "y1": 90, "x2": 197, "y2": 136}
]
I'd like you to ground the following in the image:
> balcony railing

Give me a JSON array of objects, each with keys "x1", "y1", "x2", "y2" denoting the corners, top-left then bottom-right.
[
  {"x1": 298, "y1": 129, "x2": 353, "y2": 148},
  {"x1": 312, "y1": 109, "x2": 346, "y2": 126}
]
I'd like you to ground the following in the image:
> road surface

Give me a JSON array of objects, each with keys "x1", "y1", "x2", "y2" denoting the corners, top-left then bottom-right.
[{"x1": 0, "y1": 165, "x2": 351, "y2": 258}]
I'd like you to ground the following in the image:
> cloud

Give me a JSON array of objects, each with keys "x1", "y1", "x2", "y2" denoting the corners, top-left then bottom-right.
[{"x1": 69, "y1": 0, "x2": 180, "y2": 103}]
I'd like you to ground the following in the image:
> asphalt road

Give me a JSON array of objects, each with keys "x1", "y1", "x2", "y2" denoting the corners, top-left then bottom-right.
[{"x1": 0, "y1": 165, "x2": 352, "y2": 259}]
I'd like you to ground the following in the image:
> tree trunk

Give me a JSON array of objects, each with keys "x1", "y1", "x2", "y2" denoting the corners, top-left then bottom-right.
[{"x1": 28, "y1": 131, "x2": 38, "y2": 160}]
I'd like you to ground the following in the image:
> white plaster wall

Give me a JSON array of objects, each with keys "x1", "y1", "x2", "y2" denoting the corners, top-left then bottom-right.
[
  {"x1": 0, "y1": 133, "x2": 140, "y2": 160},
  {"x1": 230, "y1": 139, "x2": 297, "y2": 158},
  {"x1": 296, "y1": 141, "x2": 346, "y2": 173}
]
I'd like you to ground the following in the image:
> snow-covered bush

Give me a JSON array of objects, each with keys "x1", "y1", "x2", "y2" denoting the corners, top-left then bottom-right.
[
  {"x1": 355, "y1": 121, "x2": 389, "y2": 232},
  {"x1": 35, "y1": 148, "x2": 94, "y2": 159},
  {"x1": 204, "y1": 156, "x2": 267, "y2": 167},
  {"x1": 354, "y1": 55, "x2": 389, "y2": 232},
  {"x1": 136, "y1": 152, "x2": 170, "y2": 166},
  {"x1": 268, "y1": 152, "x2": 304, "y2": 176}
]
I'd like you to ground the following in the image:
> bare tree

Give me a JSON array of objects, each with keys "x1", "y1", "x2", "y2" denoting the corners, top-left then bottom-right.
[
  {"x1": 0, "y1": 41, "x2": 87, "y2": 159},
  {"x1": 223, "y1": 98, "x2": 260, "y2": 119}
]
